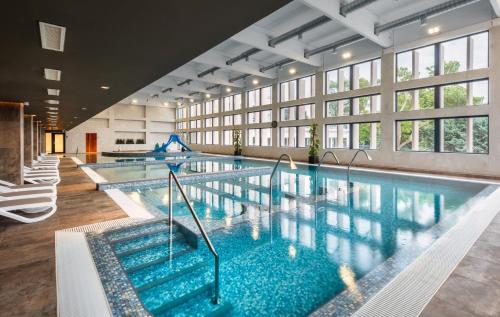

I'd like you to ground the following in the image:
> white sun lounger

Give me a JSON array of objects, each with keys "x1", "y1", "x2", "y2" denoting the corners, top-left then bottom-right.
[
  {"x1": 24, "y1": 175, "x2": 61, "y2": 185},
  {"x1": 0, "y1": 180, "x2": 56, "y2": 192},
  {"x1": 0, "y1": 197, "x2": 57, "y2": 223},
  {"x1": 0, "y1": 189, "x2": 56, "y2": 201}
]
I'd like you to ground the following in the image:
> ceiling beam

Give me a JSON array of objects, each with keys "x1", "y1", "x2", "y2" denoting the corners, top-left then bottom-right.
[
  {"x1": 193, "y1": 51, "x2": 275, "y2": 79},
  {"x1": 299, "y1": 0, "x2": 392, "y2": 47},
  {"x1": 151, "y1": 77, "x2": 213, "y2": 94},
  {"x1": 490, "y1": 0, "x2": 500, "y2": 16},
  {"x1": 231, "y1": 26, "x2": 322, "y2": 66},
  {"x1": 169, "y1": 65, "x2": 244, "y2": 88}
]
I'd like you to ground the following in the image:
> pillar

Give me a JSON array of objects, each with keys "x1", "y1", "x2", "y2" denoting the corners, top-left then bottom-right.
[
  {"x1": 24, "y1": 114, "x2": 34, "y2": 167},
  {"x1": 0, "y1": 102, "x2": 24, "y2": 184},
  {"x1": 34, "y1": 120, "x2": 40, "y2": 158}
]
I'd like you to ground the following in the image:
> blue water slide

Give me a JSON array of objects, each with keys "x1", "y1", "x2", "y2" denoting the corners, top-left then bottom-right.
[{"x1": 153, "y1": 134, "x2": 192, "y2": 152}]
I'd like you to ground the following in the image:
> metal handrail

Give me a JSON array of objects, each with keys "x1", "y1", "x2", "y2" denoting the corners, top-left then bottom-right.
[
  {"x1": 268, "y1": 154, "x2": 297, "y2": 213},
  {"x1": 168, "y1": 171, "x2": 220, "y2": 304},
  {"x1": 314, "y1": 151, "x2": 341, "y2": 197},
  {"x1": 347, "y1": 149, "x2": 372, "y2": 181}
]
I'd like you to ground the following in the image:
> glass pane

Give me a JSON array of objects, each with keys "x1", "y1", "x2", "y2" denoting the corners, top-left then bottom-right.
[
  {"x1": 441, "y1": 38, "x2": 467, "y2": 74},
  {"x1": 442, "y1": 118, "x2": 467, "y2": 152},
  {"x1": 471, "y1": 32, "x2": 488, "y2": 70},
  {"x1": 353, "y1": 96, "x2": 371, "y2": 115},
  {"x1": 415, "y1": 45, "x2": 435, "y2": 79},
  {"x1": 248, "y1": 129, "x2": 260, "y2": 146},
  {"x1": 298, "y1": 104, "x2": 314, "y2": 120},
  {"x1": 261, "y1": 110, "x2": 272, "y2": 123},
  {"x1": 397, "y1": 120, "x2": 435, "y2": 151},
  {"x1": 396, "y1": 88, "x2": 435, "y2": 111},
  {"x1": 338, "y1": 67, "x2": 351, "y2": 92},
  {"x1": 234, "y1": 114, "x2": 242, "y2": 125},
  {"x1": 325, "y1": 124, "x2": 349, "y2": 148},
  {"x1": 473, "y1": 117, "x2": 488, "y2": 153},
  {"x1": 262, "y1": 128, "x2": 272, "y2": 146},
  {"x1": 471, "y1": 80, "x2": 488, "y2": 105},
  {"x1": 354, "y1": 61, "x2": 371, "y2": 88},
  {"x1": 234, "y1": 94, "x2": 242, "y2": 110},
  {"x1": 262, "y1": 86, "x2": 272, "y2": 105},
  {"x1": 298, "y1": 76, "x2": 314, "y2": 99},
  {"x1": 297, "y1": 126, "x2": 310, "y2": 148},
  {"x1": 213, "y1": 131, "x2": 219, "y2": 145},
  {"x1": 326, "y1": 99, "x2": 350, "y2": 117},
  {"x1": 397, "y1": 51, "x2": 413, "y2": 82},
  {"x1": 326, "y1": 69, "x2": 338, "y2": 94}
]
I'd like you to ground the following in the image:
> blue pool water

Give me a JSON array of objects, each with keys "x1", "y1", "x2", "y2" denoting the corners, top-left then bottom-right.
[
  {"x1": 101, "y1": 159, "x2": 492, "y2": 316},
  {"x1": 94, "y1": 158, "x2": 268, "y2": 182}
]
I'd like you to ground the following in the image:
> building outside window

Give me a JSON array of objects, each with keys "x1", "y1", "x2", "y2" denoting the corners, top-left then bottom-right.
[
  {"x1": 325, "y1": 124, "x2": 350, "y2": 149},
  {"x1": 223, "y1": 94, "x2": 242, "y2": 112},
  {"x1": 248, "y1": 111, "x2": 260, "y2": 124},
  {"x1": 326, "y1": 94, "x2": 380, "y2": 117},
  {"x1": 248, "y1": 128, "x2": 260, "y2": 146},
  {"x1": 247, "y1": 86, "x2": 272, "y2": 107},
  {"x1": 325, "y1": 59, "x2": 381, "y2": 94},
  {"x1": 280, "y1": 75, "x2": 315, "y2": 102},
  {"x1": 281, "y1": 104, "x2": 315, "y2": 121},
  {"x1": 223, "y1": 130, "x2": 233, "y2": 145}
]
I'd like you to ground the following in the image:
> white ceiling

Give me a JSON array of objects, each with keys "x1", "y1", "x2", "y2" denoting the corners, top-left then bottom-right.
[{"x1": 122, "y1": 0, "x2": 496, "y2": 108}]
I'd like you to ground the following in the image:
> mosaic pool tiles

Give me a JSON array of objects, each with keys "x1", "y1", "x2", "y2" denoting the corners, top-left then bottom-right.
[
  {"x1": 97, "y1": 166, "x2": 272, "y2": 191},
  {"x1": 86, "y1": 231, "x2": 151, "y2": 317}
]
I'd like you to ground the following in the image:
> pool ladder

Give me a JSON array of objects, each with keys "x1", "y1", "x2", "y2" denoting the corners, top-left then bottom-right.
[
  {"x1": 168, "y1": 171, "x2": 220, "y2": 304},
  {"x1": 268, "y1": 154, "x2": 297, "y2": 213}
]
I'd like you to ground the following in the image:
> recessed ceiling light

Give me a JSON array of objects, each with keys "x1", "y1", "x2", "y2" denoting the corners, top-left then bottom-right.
[
  {"x1": 47, "y1": 88, "x2": 60, "y2": 96},
  {"x1": 23, "y1": 102, "x2": 30, "y2": 106},
  {"x1": 44, "y1": 68, "x2": 61, "y2": 81},
  {"x1": 131, "y1": 99, "x2": 138, "y2": 104},
  {"x1": 190, "y1": 98, "x2": 194, "y2": 103},
  {"x1": 428, "y1": 26, "x2": 440, "y2": 35},
  {"x1": 81, "y1": 107, "x2": 87, "y2": 110},
  {"x1": 45, "y1": 99, "x2": 59, "y2": 105},
  {"x1": 45, "y1": 106, "x2": 58, "y2": 110},
  {"x1": 226, "y1": 87, "x2": 232, "y2": 93},
  {"x1": 46, "y1": 111, "x2": 58, "y2": 115},
  {"x1": 177, "y1": 102, "x2": 181, "y2": 106},
  {"x1": 163, "y1": 102, "x2": 169, "y2": 106},
  {"x1": 101, "y1": 86, "x2": 110, "y2": 90},
  {"x1": 342, "y1": 52, "x2": 352, "y2": 59},
  {"x1": 288, "y1": 68, "x2": 297, "y2": 75},
  {"x1": 39, "y1": 22, "x2": 66, "y2": 52},
  {"x1": 73, "y1": 116, "x2": 78, "y2": 119},
  {"x1": 252, "y1": 79, "x2": 259, "y2": 85},
  {"x1": 205, "y1": 93, "x2": 211, "y2": 98}
]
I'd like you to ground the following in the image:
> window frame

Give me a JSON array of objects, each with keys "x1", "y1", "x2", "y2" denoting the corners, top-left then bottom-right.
[{"x1": 325, "y1": 57, "x2": 382, "y2": 94}]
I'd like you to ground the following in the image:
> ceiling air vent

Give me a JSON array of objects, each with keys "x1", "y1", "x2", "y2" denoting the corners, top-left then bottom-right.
[
  {"x1": 39, "y1": 22, "x2": 66, "y2": 52},
  {"x1": 44, "y1": 68, "x2": 61, "y2": 81},
  {"x1": 47, "y1": 88, "x2": 60, "y2": 96}
]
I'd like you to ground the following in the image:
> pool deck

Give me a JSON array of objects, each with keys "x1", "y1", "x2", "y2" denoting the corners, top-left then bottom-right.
[
  {"x1": 421, "y1": 211, "x2": 500, "y2": 317},
  {"x1": 0, "y1": 157, "x2": 499, "y2": 316},
  {"x1": 0, "y1": 157, "x2": 127, "y2": 316}
]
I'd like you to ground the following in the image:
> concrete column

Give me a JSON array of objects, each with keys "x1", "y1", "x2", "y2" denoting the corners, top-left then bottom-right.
[
  {"x1": 466, "y1": 118, "x2": 474, "y2": 153},
  {"x1": 23, "y1": 114, "x2": 34, "y2": 167},
  {"x1": 338, "y1": 70, "x2": 345, "y2": 92},
  {"x1": 371, "y1": 60, "x2": 379, "y2": 85},
  {"x1": 352, "y1": 97, "x2": 359, "y2": 115},
  {"x1": 34, "y1": 120, "x2": 40, "y2": 159},
  {"x1": 271, "y1": 83, "x2": 279, "y2": 149},
  {"x1": 315, "y1": 69, "x2": 324, "y2": 150},
  {"x1": 370, "y1": 123, "x2": 378, "y2": 150},
  {"x1": 412, "y1": 50, "x2": 420, "y2": 79},
  {"x1": 352, "y1": 124, "x2": 359, "y2": 149},
  {"x1": 40, "y1": 127, "x2": 46, "y2": 154},
  {"x1": 380, "y1": 51, "x2": 395, "y2": 154},
  {"x1": 412, "y1": 121, "x2": 420, "y2": 151},
  {"x1": 0, "y1": 102, "x2": 24, "y2": 184},
  {"x1": 353, "y1": 66, "x2": 360, "y2": 90}
]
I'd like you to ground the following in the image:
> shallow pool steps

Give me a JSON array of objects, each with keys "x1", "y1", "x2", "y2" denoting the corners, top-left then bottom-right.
[
  {"x1": 108, "y1": 221, "x2": 232, "y2": 317},
  {"x1": 114, "y1": 231, "x2": 184, "y2": 256},
  {"x1": 106, "y1": 221, "x2": 171, "y2": 243}
]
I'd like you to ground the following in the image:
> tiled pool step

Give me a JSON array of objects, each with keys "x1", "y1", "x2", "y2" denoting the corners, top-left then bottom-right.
[
  {"x1": 106, "y1": 221, "x2": 170, "y2": 243},
  {"x1": 105, "y1": 220, "x2": 232, "y2": 317},
  {"x1": 114, "y1": 232, "x2": 185, "y2": 257}
]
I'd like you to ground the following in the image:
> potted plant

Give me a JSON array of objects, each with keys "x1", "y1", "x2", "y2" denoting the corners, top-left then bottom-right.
[
  {"x1": 308, "y1": 123, "x2": 320, "y2": 164},
  {"x1": 233, "y1": 129, "x2": 242, "y2": 156},
  {"x1": 125, "y1": 139, "x2": 135, "y2": 144}
]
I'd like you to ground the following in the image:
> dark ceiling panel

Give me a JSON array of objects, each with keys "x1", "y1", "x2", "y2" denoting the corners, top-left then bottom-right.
[{"x1": 0, "y1": 0, "x2": 291, "y2": 130}]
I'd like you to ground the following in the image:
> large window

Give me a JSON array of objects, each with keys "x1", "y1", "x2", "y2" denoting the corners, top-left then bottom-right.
[
  {"x1": 396, "y1": 119, "x2": 436, "y2": 151},
  {"x1": 223, "y1": 94, "x2": 242, "y2": 112},
  {"x1": 223, "y1": 114, "x2": 242, "y2": 126},
  {"x1": 396, "y1": 32, "x2": 488, "y2": 82},
  {"x1": 326, "y1": 59, "x2": 381, "y2": 94},
  {"x1": 281, "y1": 104, "x2": 315, "y2": 121},
  {"x1": 205, "y1": 117, "x2": 219, "y2": 128},
  {"x1": 247, "y1": 86, "x2": 272, "y2": 107},
  {"x1": 223, "y1": 130, "x2": 233, "y2": 146},
  {"x1": 176, "y1": 107, "x2": 187, "y2": 120},
  {"x1": 396, "y1": 79, "x2": 488, "y2": 111},
  {"x1": 247, "y1": 128, "x2": 272, "y2": 146},
  {"x1": 248, "y1": 109, "x2": 272, "y2": 124},
  {"x1": 397, "y1": 116, "x2": 488, "y2": 153},
  {"x1": 325, "y1": 124, "x2": 350, "y2": 149},
  {"x1": 204, "y1": 99, "x2": 219, "y2": 114},
  {"x1": 189, "y1": 120, "x2": 196, "y2": 129},
  {"x1": 280, "y1": 75, "x2": 315, "y2": 102},
  {"x1": 325, "y1": 94, "x2": 380, "y2": 117},
  {"x1": 441, "y1": 116, "x2": 488, "y2": 153},
  {"x1": 326, "y1": 122, "x2": 380, "y2": 150},
  {"x1": 205, "y1": 131, "x2": 219, "y2": 145},
  {"x1": 279, "y1": 126, "x2": 310, "y2": 148}
]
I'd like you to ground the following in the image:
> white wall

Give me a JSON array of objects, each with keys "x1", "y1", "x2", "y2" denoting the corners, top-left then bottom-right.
[{"x1": 66, "y1": 103, "x2": 175, "y2": 153}]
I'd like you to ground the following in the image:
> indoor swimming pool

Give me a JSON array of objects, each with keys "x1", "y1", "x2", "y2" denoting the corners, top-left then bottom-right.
[{"x1": 87, "y1": 157, "x2": 496, "y2": 316}]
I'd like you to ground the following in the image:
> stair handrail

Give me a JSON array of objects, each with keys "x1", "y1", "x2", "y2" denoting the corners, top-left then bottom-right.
[{"x1": 168, "y1": 171, "x2": 220, "y2": 304}]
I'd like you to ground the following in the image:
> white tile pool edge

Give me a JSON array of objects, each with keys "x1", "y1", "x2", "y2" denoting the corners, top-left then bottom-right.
[{"x1": 352, "y1": 186, "x2": 500, "y2": 317}]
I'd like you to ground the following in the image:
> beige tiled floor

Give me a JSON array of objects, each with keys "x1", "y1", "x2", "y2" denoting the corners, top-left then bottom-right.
[{"x1": 421, "y1": 214, "x2": 500, "y2": 317}]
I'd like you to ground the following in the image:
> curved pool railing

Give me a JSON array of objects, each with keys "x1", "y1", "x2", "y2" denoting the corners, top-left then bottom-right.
[
  {"x1": 314, "y1": 151, "x2": 341, "y2": 197},
  {"x1": 168, "y1": 171, "x2": 220, "y2": 304},
  {"x1": 268, "y1": 154, "x2": 297, "y2": 213}
]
